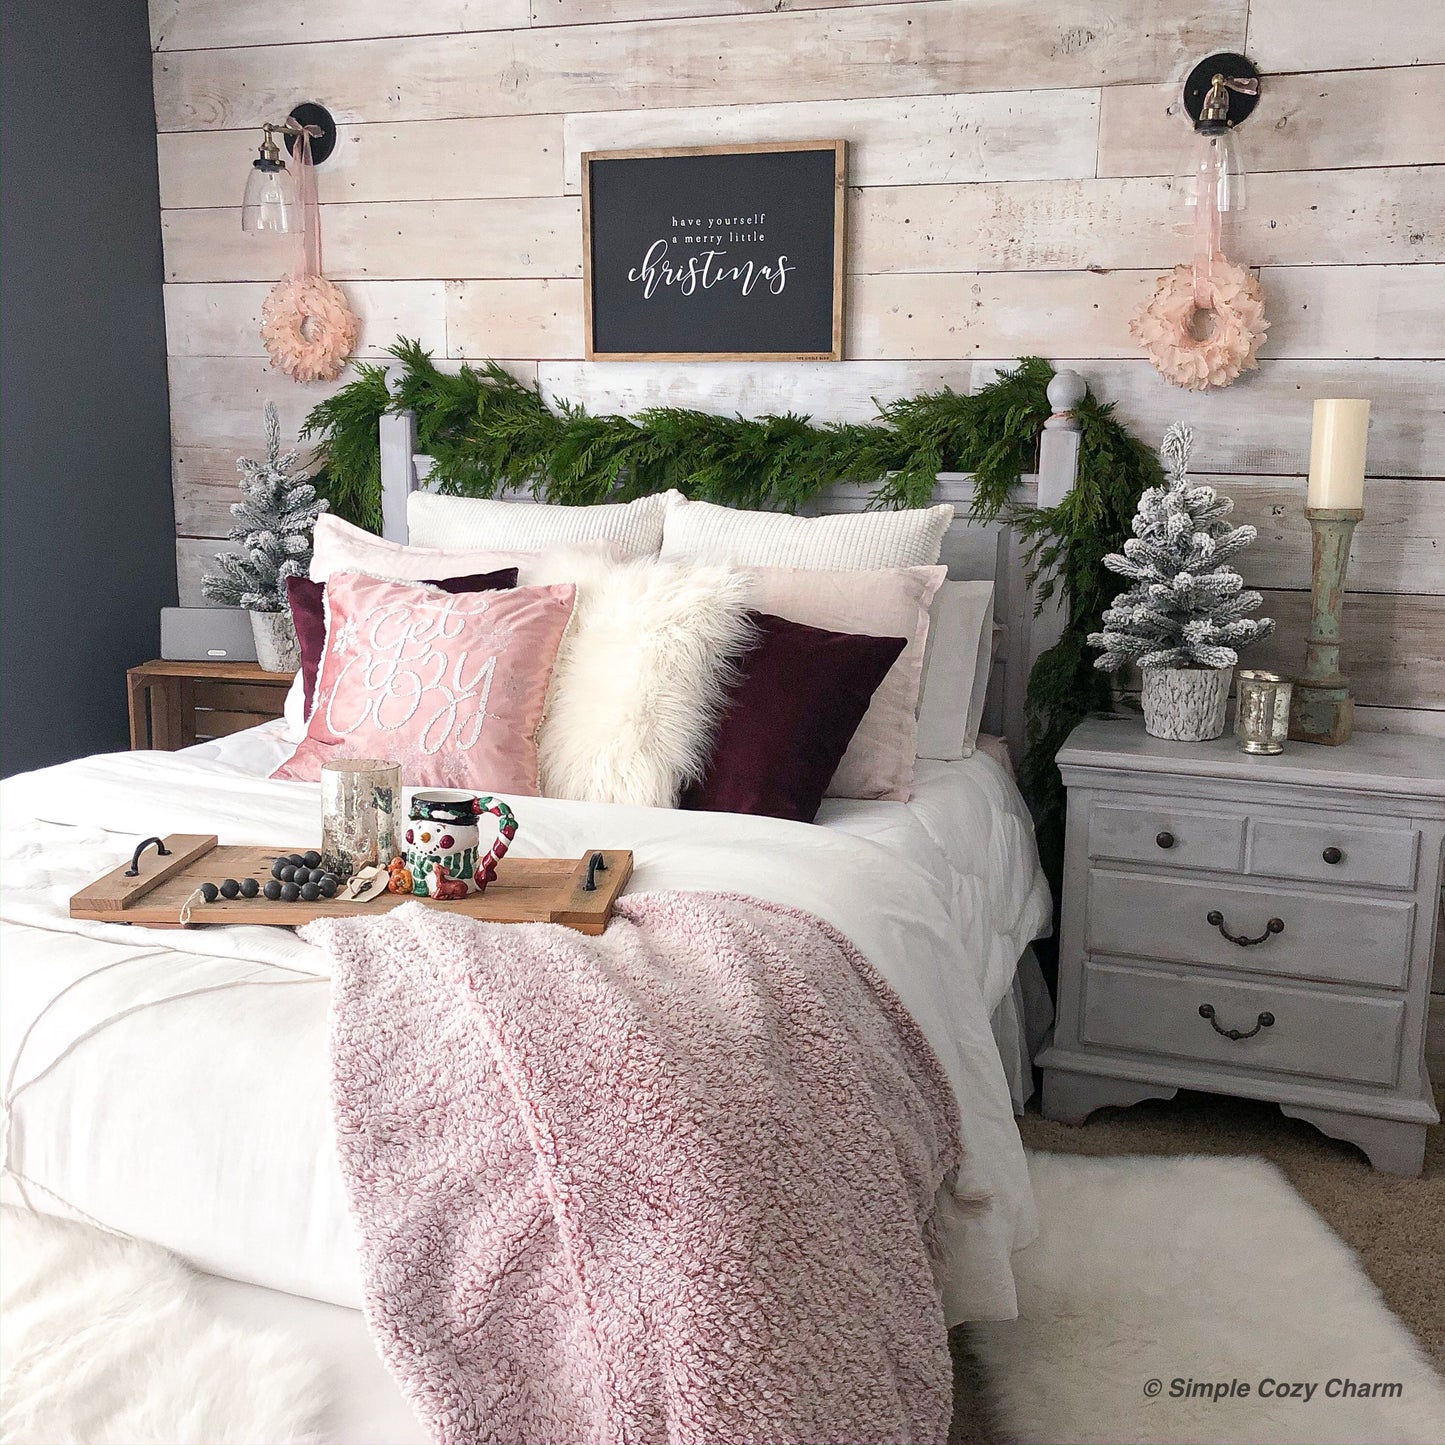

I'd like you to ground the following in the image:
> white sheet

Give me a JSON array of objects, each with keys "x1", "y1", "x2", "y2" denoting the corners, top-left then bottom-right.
[
  {"x1": 184, "y1": 721, "x2": 1047, "y2": 1016},
  {"x1": 190, "y1": 723, "x2": 1053, "y2": 1106},
  {"x1": 188, "y1": 724, "x2": 1053, "y2": 1105},
  {"x1": 0, "y1": 730, "x2": 1049, "y2": 1328}
]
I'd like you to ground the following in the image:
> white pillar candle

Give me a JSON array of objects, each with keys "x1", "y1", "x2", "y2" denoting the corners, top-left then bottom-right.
[{"x1": 1307, "y1": 398, "x2": 1370, "y2": 510}]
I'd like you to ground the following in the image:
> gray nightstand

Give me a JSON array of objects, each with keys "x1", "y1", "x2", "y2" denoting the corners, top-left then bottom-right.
[{"x1": 1038, "y1": 716, "x2": 1445, "y2": 1175}]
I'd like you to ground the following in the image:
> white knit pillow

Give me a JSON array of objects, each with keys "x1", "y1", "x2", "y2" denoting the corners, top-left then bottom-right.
[
  {"x1": 408, "y1": 489, "x2": 677, "y2": 558},
  {"x1": 659, "y1": 496, "x2": 953, "y2": 571},
  {"x1": 523, "y1": 552, "x2": 756, "y2": 809}
]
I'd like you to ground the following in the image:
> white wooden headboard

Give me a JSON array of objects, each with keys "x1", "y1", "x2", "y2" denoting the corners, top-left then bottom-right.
[{"x1": 377, "y1": 368, "x2": 1085, "y2": 761}]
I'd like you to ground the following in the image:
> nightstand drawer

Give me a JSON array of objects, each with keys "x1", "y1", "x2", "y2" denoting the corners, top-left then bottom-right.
[
  {"x1": 1087, "y1": 870, "x2": 1414, "y2": 989},
  {"x1": 1089, "y1": 802, "x2": 1244, "y2": 873},
  {"x1": 1080, "y1": 959, "x2": 1405, "y2": 1088},
  {"x1": 1246, "y1": 815, "x2": 1419, "y2": 890}
]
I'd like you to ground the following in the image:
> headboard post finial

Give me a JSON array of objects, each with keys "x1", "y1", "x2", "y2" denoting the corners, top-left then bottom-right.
[
  {"x1": 1044, "y1": 369, "x2": 1086, "y2": 432},
  {"x1": 1036, "y1": 369, "x2": 1085, "y2": 510}
]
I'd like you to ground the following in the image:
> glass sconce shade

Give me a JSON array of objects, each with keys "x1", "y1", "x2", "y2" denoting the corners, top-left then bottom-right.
[
  {"x1": 241, "y1": 156, "x2": 298, "y2": 234},
  {"x1": 1179, "y1": 127, "x2": 1247, "y2": 214}
]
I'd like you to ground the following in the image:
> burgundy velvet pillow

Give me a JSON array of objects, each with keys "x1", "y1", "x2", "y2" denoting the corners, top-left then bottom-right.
[
  {"x1": 682, "y1": 611, "x2": 906, "y2": 825},
  {"x1": 286, "y1": 568, "x2": 518, "y2": 717}
]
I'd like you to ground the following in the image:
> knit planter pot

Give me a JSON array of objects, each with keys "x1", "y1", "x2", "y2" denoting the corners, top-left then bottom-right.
[
  {"x1": 1141, "y1": 664, "x2": 1233, "y2": 742},
  {"x1": 250, "y1": 609, "x2": 301, "y2": 674}
]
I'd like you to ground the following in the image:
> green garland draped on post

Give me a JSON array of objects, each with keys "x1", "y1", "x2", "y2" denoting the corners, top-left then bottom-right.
[{"x1": 302, "y1": 340, "x2": 1161, "y2": 899}]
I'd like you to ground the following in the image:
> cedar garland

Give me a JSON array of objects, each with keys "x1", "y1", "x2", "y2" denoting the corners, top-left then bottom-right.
[{"x1": 302, "y1": 340, "x2": 1159, "y2": 894}]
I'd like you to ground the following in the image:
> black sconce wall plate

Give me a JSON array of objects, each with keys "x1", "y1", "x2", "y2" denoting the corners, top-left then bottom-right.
[
  {"x1": 284, "y1": 102, "x2": 337, "y2": 165},
  {"x1": 1182, "y1": 52, "x2": 1262, "y2": 129}
]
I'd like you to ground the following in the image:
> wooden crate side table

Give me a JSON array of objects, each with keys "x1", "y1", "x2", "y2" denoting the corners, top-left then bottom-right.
[{"x1": 127, "y1": 660, "x2": 294, "y2": 751}]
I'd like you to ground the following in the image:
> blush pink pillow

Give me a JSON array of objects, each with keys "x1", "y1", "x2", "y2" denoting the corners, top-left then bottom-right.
[
  {"x1": 743, "y1": 563, "x2": 946, "y2": 802},
  {"x1": 309, "y1": 513, "x2": 620, "y2": 585},
  {"x1": 272, "y1": 572, "x2": 575, "y2": 794}
]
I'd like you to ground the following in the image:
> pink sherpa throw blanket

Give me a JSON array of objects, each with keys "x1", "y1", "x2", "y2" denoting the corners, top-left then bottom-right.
[{"x1": 302, "y1": 893, "x2": 963, "y2": 1445}]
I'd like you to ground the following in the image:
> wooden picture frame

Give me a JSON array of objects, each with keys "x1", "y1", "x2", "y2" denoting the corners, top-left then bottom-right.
[{"x1": 582, "y1": 140, "x2": 846, "y2": 362}]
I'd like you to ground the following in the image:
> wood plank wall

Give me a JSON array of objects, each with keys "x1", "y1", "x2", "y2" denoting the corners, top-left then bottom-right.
[{"x1": 151, "y1": 0, "x2": 1445, "y2": 735}]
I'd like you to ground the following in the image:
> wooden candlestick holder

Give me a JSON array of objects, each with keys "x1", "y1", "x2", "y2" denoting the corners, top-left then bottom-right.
[{"x1": 1288, "y1": 506, "x2": 1363, "y2": 746}]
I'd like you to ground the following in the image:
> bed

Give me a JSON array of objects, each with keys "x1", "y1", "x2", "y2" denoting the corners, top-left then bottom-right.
[
  {"x1": 0, "y1": 369, "x2": 1082, "y2": 1442},
  {"x1": 1, "y1": 730, "x2": 1049, "y2": 1439}
]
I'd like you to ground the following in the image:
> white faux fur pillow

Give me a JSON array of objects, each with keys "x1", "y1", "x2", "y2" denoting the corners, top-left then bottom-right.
[{"x1": 524, "y1": 552, "x2": 756, "y2": 809}]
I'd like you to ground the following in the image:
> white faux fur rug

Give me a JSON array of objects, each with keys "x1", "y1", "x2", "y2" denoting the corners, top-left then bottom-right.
[
  {"x1": 0, "y1": 1208, "x2": 326, "y2": 1445},
  {"x1": 970, "y1": 1152, "x2": 1445, "y2": 1445}
]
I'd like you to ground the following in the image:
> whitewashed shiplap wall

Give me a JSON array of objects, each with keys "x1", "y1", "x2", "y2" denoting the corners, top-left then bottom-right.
[{"x1": 152, "y1": 0, "x2": 1445, "y2": 735}]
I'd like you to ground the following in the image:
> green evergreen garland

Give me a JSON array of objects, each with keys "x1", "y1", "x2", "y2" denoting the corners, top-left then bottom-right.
[{"x1": 302, "y1": 340, "x2": 1160, "y2": 893}]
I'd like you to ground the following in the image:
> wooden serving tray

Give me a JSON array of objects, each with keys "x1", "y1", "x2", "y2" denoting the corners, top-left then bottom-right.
[{"x1": 70, "y1": 835, "x2": 633, "y2": 935}]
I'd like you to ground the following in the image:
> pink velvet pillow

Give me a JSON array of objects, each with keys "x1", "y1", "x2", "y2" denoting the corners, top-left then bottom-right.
[
  {"x1": 272, "y1": 572, "x2": 575, "y2": 794},
  {"x1": 286, "y1": 569, "x2": 518, "y2": 719}
]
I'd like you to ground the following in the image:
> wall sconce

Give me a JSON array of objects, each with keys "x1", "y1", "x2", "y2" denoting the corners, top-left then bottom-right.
[
  {"x1": 241, "y1": 103, "x2": 337, "y2": 234},
  {"x1": 1179, "y1": 53, "x2": 1260, "y2": 304},
  {"x1": 1180, "y1": 54, "x2": 1259, "y2": 217},
  {"x1": 1132, "y1": 52, "x2": 1266, "y2": 390}
]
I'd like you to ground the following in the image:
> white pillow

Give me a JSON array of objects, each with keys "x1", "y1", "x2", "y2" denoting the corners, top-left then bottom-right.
[
  {"x1": 523, "y1": 552, "x2": 756, "y2": 809},
  {"x1": 916, "y1": 581, "x2": 996, "y2": 761},
  {"x1": 660, "y1": 495, "x2": 953, "y2": 572},
  {"x1": 743, "y1": 564, "x2": 946, "y2": 802},
  {"x1": 407, "y1": 489, "x2": 678, "y2": 559},
  {"x1": 282, "y1": 673, "x2": 308, "y2": 743}
]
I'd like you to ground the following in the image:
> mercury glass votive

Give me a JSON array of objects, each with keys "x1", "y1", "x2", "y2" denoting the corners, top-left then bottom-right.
[
  {"x1": 1235, "y1": 671, "x2": 1293, "y2": 755},
  {"x1": 320, "y1": 758, "x2": 403, "y2": 878}
]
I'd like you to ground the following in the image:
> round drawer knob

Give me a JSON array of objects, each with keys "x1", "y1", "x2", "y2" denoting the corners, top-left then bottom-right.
[
  {"x1": 1322, "y1": 846, "x2": 1344, "y2": 865},
  {"x1": 1156, "y1": 831, "x2": 1176, "y2": 850}
]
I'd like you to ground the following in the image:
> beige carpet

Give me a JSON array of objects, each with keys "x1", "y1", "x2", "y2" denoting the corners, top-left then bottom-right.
[{"x1": 950, "y1": 1073, "x2": 1444, "y2": 1444}]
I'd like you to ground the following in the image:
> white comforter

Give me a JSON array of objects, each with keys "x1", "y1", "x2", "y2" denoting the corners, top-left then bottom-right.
[{"x1": 0, "y1": 739, "x2": 1048, "y2": 1323}]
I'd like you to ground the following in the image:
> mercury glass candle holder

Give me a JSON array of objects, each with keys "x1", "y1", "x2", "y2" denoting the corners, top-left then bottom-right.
[
  {"x1": 320, "y1": 758, "x2": 402, "y2": 879},
  {"x1": 1235, "y1": 671, "x2": 1293, "y2": 755}
]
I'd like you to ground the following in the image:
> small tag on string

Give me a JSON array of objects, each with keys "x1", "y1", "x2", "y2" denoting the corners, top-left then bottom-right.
[{"x1": 340, "y1": 865, "x2": 390, "y2": 903}]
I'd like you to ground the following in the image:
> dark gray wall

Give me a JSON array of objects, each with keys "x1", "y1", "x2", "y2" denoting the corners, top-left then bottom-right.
[{"x1": 2, "y1": 0, "x2": 176, "y2": 776}]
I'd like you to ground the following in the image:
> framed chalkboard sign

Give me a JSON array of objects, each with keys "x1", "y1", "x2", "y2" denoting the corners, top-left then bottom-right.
[{"x1": 582, "y1": 140, "x2": 846, "y2": 362}]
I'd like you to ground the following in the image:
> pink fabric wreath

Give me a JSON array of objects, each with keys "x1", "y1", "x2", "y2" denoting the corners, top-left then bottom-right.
[
  {"x1": 1129, "y1": 256, "x2": 1269, "y2": 392},
  {"x1": 261, "y1": 273, "x2": 360, "y2": 384}
]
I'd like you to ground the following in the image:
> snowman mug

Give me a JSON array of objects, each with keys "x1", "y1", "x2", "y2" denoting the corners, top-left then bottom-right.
[{"x1": 402, "y1": 791, "x2": 519, "y2": 899}]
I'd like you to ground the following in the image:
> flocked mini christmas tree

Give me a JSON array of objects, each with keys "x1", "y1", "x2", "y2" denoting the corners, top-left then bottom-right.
[
  {"x1": 1089, "y1": 423, "x2": 1272, "y2": 671},
  {"x1": 203, "y1": 404, "x2": 328, "y2": 613}
]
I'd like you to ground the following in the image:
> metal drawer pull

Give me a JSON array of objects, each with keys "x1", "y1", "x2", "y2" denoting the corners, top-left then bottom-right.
[
  {"x1": 1156, "y1": 830, "x2": 1176, "y2": 849},
  {"x1": 1199, "y1": 1003, "x2": 1275, "y2": 1041},
  {"x1": 1206, "y1": 909, "x2": 1284, "y2": 946},
  {"x1": 1322, "y1": 846, "x2": 1343, "y2": 865}
]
